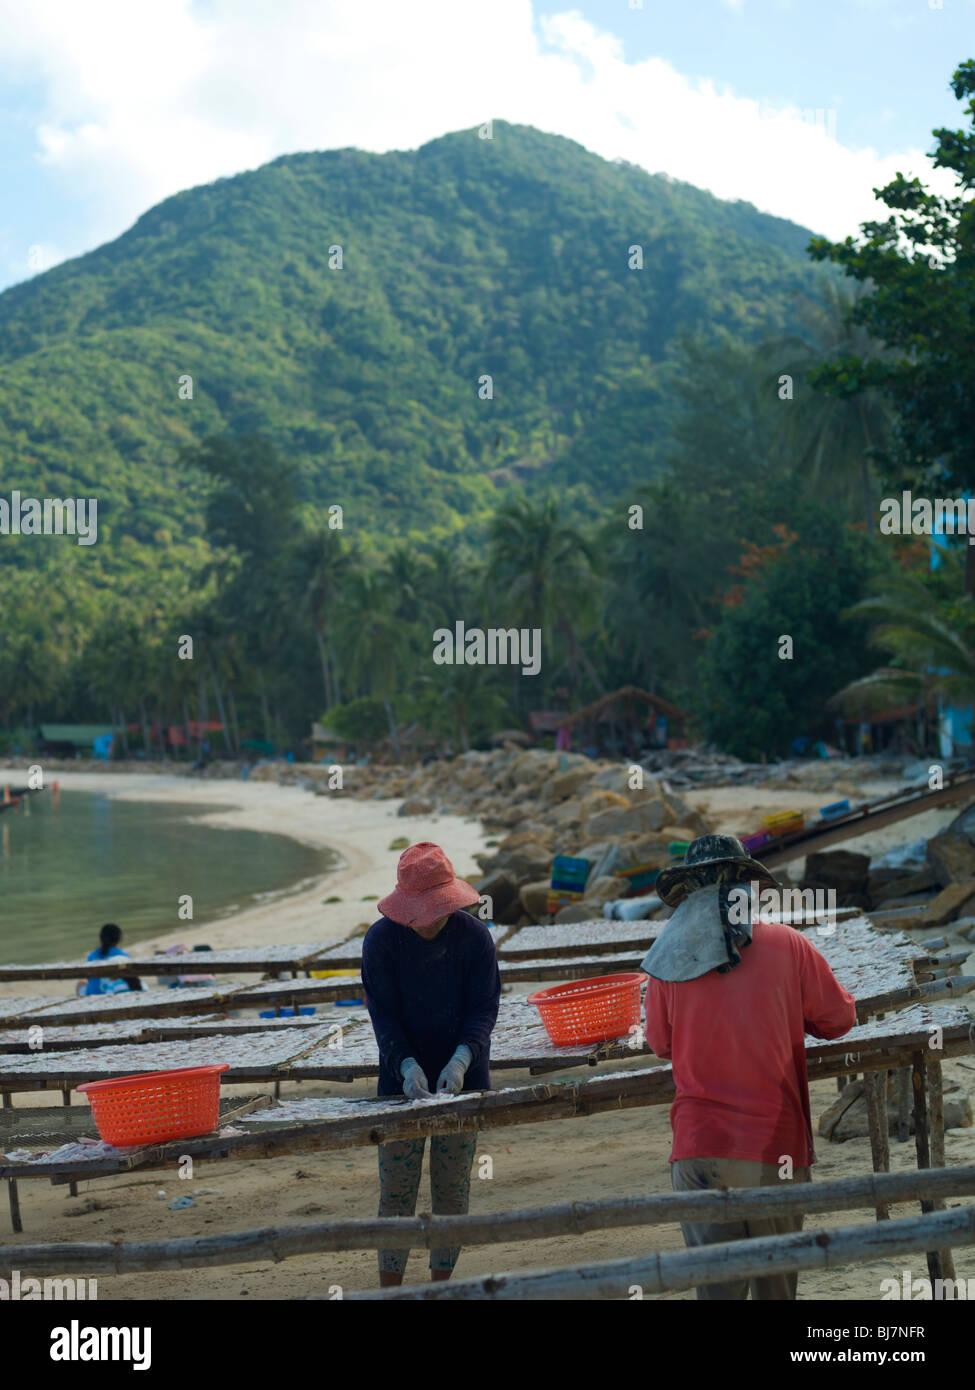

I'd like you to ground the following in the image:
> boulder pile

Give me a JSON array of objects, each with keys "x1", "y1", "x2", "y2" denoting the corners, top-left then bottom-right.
[
  {"x1": 289, "y1": 745, "x2": 715, "y2": 927},
  {"x1": 805, "y1": 800, "x2": 975, "y2": 929}
]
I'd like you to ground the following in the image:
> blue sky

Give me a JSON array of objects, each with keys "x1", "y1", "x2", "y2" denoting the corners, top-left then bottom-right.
[
  {"x1": 577, "y1": 0, "x2": 971, "y2": 154},
  {"x1": 0, "y1": 0, "x2": 970, "y2": 292}
]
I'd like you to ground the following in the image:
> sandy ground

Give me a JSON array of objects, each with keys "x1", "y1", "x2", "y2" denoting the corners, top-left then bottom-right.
[{"x1": 2, "y1": 768, "x2": 974, "y2": 1301}]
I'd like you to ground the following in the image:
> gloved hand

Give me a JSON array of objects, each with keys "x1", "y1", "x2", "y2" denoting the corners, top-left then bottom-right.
[
  {"x1": 436, "y1": 1044, "x2": 473, "y2": 1095},
  {"x1": 401, "y1": 1057, "x2": 433, "y2": 1100}
]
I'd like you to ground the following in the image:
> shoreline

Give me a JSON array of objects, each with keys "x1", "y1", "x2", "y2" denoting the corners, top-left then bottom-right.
[
  {"x1": 0, "y1": 770, "x2": 491, "y2": 977},
  {"x1": 1, "y1": 765, "x2": 961, "y2": 977}
]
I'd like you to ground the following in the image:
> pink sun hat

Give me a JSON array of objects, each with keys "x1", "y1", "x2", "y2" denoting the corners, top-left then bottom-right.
[{"x1": 378, "y1": 843, "x2": 480, "y2": 928}]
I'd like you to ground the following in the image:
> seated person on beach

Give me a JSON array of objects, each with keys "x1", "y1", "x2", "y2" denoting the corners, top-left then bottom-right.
[
  {"x1": 361, "y1": 842, "x2": 500, "y2": 1289},
  {"x1": 642, "y1": 835, "x2": 857, "y2": 1302},
  {"x1": 81, "y1": 923, "x2": 140, "y2": 996}
]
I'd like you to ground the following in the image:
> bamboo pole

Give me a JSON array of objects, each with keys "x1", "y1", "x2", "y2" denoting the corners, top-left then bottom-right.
[
  {"x1": 760, "y1": 774, "x2": 975, "y2": 869},
  {"x1": 6, "y1": 1036, "x2": 974, "y2": 1180},
  {"x1": 862, "y1": 1072, "x2": 890, "y2": 1220},
  {"x1": 923, "y1": 1057, "x2": 957, "y2": 1285},
  {"x1": 354, "y1": 1205, "x2": 975, "y2": 1300},
  {"x1": 3, "y1": 1165, "x2": 975, "y2": 1274},
  {"x1": 897, "y1": 1067, "x2": 913, "y2": 1143},
  {"x1": 911, "y1": 1051, "x2": 952, "y2": 1288},
  {"x1": 855, "y1": 975, "x2": 975, "y2": 1020},
  {"x1": 6, "y1": 1179, "x2": 21, "y2": 1234}
]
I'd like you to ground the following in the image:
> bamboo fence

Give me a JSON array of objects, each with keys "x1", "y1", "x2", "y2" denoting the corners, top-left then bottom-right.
[
  {"x1": 351, "y1": 1205, "x2": 975, "y2": 1300},
  {"x1": 3, "y1": 1163, "x2": 974, "y2": 1276}
]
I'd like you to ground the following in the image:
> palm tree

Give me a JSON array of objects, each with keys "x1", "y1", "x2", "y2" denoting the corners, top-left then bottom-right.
[
  {"x1": 485, "y1": 493, "x2": 604, "y2": 706},
  {"x1": 286, "y1": 525, "x2": 353, "y2": 708},
  {"x1": 829, "y1": 552, "x2": 974, "y2": 744},
  {"x1": 336, "y1": 568, "x2": 415, "y2": 757},
  {"x1": 413, "y1": 665, "x2": 509, "y2": 752},
  {"x1": 772, "y1": 281, "x2": 893, "y2": 531}
]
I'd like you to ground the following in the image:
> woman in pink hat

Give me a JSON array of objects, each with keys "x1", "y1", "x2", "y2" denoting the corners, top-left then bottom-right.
[{"x1": 361, "y1": 841, "x2": 501, "y2": 1287}]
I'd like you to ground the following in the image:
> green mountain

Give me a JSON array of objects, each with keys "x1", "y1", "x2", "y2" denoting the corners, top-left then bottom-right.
[{"x1": 0, "y1": 121, "x2": 824, "y2": 587}]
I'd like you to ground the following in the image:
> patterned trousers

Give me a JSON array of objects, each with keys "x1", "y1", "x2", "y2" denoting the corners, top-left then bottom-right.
[{"x1": 377, "y1": 1132, "x2": 478, "y2": 1275}]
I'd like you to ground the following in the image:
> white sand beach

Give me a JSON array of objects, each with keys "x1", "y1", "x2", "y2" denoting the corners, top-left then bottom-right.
[{"x1": 14, "y1": 769, "x2": 492, "y2": 958}]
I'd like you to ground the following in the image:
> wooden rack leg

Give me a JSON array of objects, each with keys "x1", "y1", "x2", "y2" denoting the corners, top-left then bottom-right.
[
  {"x1": 7, "y1": 1178, "x2": 22, "y2": 1234},
  {"x1": 61, "y1": 1084, "x2": 77, "y2": 1192},
  {"x1": 912, "y1": 1051, "x2": 954, "y2": 1289},
  {"x1": 863, "y1": 1071, "x2": 890, "y2": 1219},
  {"x1": 923, "y1": 1057, "x2": 956, "y2": 1284},
  {"x1": 897, "y1": 1067, "x2": 912, "y2": 1143}
]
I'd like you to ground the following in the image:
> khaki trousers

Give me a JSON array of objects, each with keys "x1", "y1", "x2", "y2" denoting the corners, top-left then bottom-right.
[{"x1": 671, "y1": 1156, "x2": 811, "y2": 1301}]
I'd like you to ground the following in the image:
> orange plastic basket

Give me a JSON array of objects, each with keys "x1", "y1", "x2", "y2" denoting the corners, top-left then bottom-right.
[
  {"x1": 77, "y1": 1064, "x2": 229, "y2": 1146},
  {"x1": 526, "y1": 973, "x2": 645, "y2": 1047}
]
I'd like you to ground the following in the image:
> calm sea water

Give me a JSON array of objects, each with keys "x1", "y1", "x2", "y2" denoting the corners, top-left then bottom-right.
[{"x1": 0, "y1": 789, "x2": 338, "y2": 965}]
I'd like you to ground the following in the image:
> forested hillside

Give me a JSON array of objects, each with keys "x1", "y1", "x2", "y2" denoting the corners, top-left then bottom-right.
[{"x1": 0, "y1": 121, "x2": 823, "y2": 567}]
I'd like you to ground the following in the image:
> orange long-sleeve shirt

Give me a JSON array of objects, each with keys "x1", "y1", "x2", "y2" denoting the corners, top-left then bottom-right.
[{"x1": 644, "y1": 921, "x2": 857, "y2": 1167}]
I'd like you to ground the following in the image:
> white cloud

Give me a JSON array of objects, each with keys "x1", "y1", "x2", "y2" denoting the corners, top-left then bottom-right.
[{"x1": 0, "y1": 0, "x2": 957, "y2": 255}]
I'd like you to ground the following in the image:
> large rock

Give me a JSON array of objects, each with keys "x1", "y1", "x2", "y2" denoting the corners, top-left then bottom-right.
[
  {"x1": 519, "y1": 880, "x2": 554, "y2": 919},
  {"x1": 801, "y1": 849, "x2": 871, "y2": 908},
  {"x1": 586, "y1": 800, "x2": 669, "y2": 841},
  {"x1": 498, "y1": 827, "x2": 556, "y2": 853},
  {"x1": 819, "y1": 1079, "x2": 972, "y2": 1141},
  {"x1": 658, "y1": 824, "x2": 702, "y2": 845},
  {"x1": 589, "y1": 764, "x2": 670, "y2": 795},
  {"x1": 479, "y1": 846, "x2": 552, "y2": 884},
  {"x1": 397, "y1": 797, "x2": 434, "y2": 816},
  {"x1": 542, "y1": 764, "x2": 598, "y2": 803},
  {"x1": 554, "y1": 902, "x2": 597, "y2": 923},
  {"x1": 869, "y1": 866, "x2": 937, "y2": 907},
  {"x1": 584, "y1": 874, "x2": 631, "y2": 904},
  {"x1": 579, "y1": 789, "x2": 630, "y2": 827},
  {"x1": 509, "y1": 751, "x2": 560, "y2": 787},
  {"x1": 474, "y1": 870, "x2": 519, "y2": 919},
  {"x1": 927, "y1": 829, "x2": 975, "y2": 888}
]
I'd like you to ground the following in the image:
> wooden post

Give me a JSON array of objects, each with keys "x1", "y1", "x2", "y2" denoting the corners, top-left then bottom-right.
[
  {"x1": 2, "y1": 1092, "x2": 12, "y2": 1110},
  {"x1": 912, "y1": 1050, "x2": 953, "y2": 1288},
  {"x1": 6, "y1": 1178, "x2": 21, "y2": 1234},
  {"x1": 863, "y1": 1072, "x2": 890, "y2": 1219},
  {"x1": 923, "y1": 1057, "x2": 957, "y2": 1284},
  {"x1": 897, "y1": 1067, "x2": 912, "y2": 1143}
]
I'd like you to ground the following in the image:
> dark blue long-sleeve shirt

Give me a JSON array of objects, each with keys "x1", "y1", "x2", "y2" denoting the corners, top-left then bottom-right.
[{"x1": 361, "y1": 910, "x2": 501, "y2": 1098}]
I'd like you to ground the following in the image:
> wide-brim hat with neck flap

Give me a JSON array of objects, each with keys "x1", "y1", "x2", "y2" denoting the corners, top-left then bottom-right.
[
  {"x1": 654, "y1": 833, "x2": 780, "y2": 908},
  {"x1": 377, "y1": 842, "x2": 480, "y2": 928}
]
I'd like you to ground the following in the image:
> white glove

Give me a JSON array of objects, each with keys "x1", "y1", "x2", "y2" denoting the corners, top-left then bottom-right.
[
  {"x1": 436, "y1": 1045, "x2": 473, "y2": 1095},
  {"x1": 401, "y1": 1057, "x2": 433, "y2": 1100}
]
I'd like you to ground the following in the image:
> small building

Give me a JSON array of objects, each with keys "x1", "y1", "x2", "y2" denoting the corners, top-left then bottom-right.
[
  {"x1": 557, "y1": 686, "x2": 689, "y2": 755},
  {"x1": 37, "y1": 724, "x2": 120, "y2": 757}
]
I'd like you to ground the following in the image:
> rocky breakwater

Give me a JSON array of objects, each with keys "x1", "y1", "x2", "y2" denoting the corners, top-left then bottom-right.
[{"x1": 299, "y1": 746, "x2": 714, "y2": 928}]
